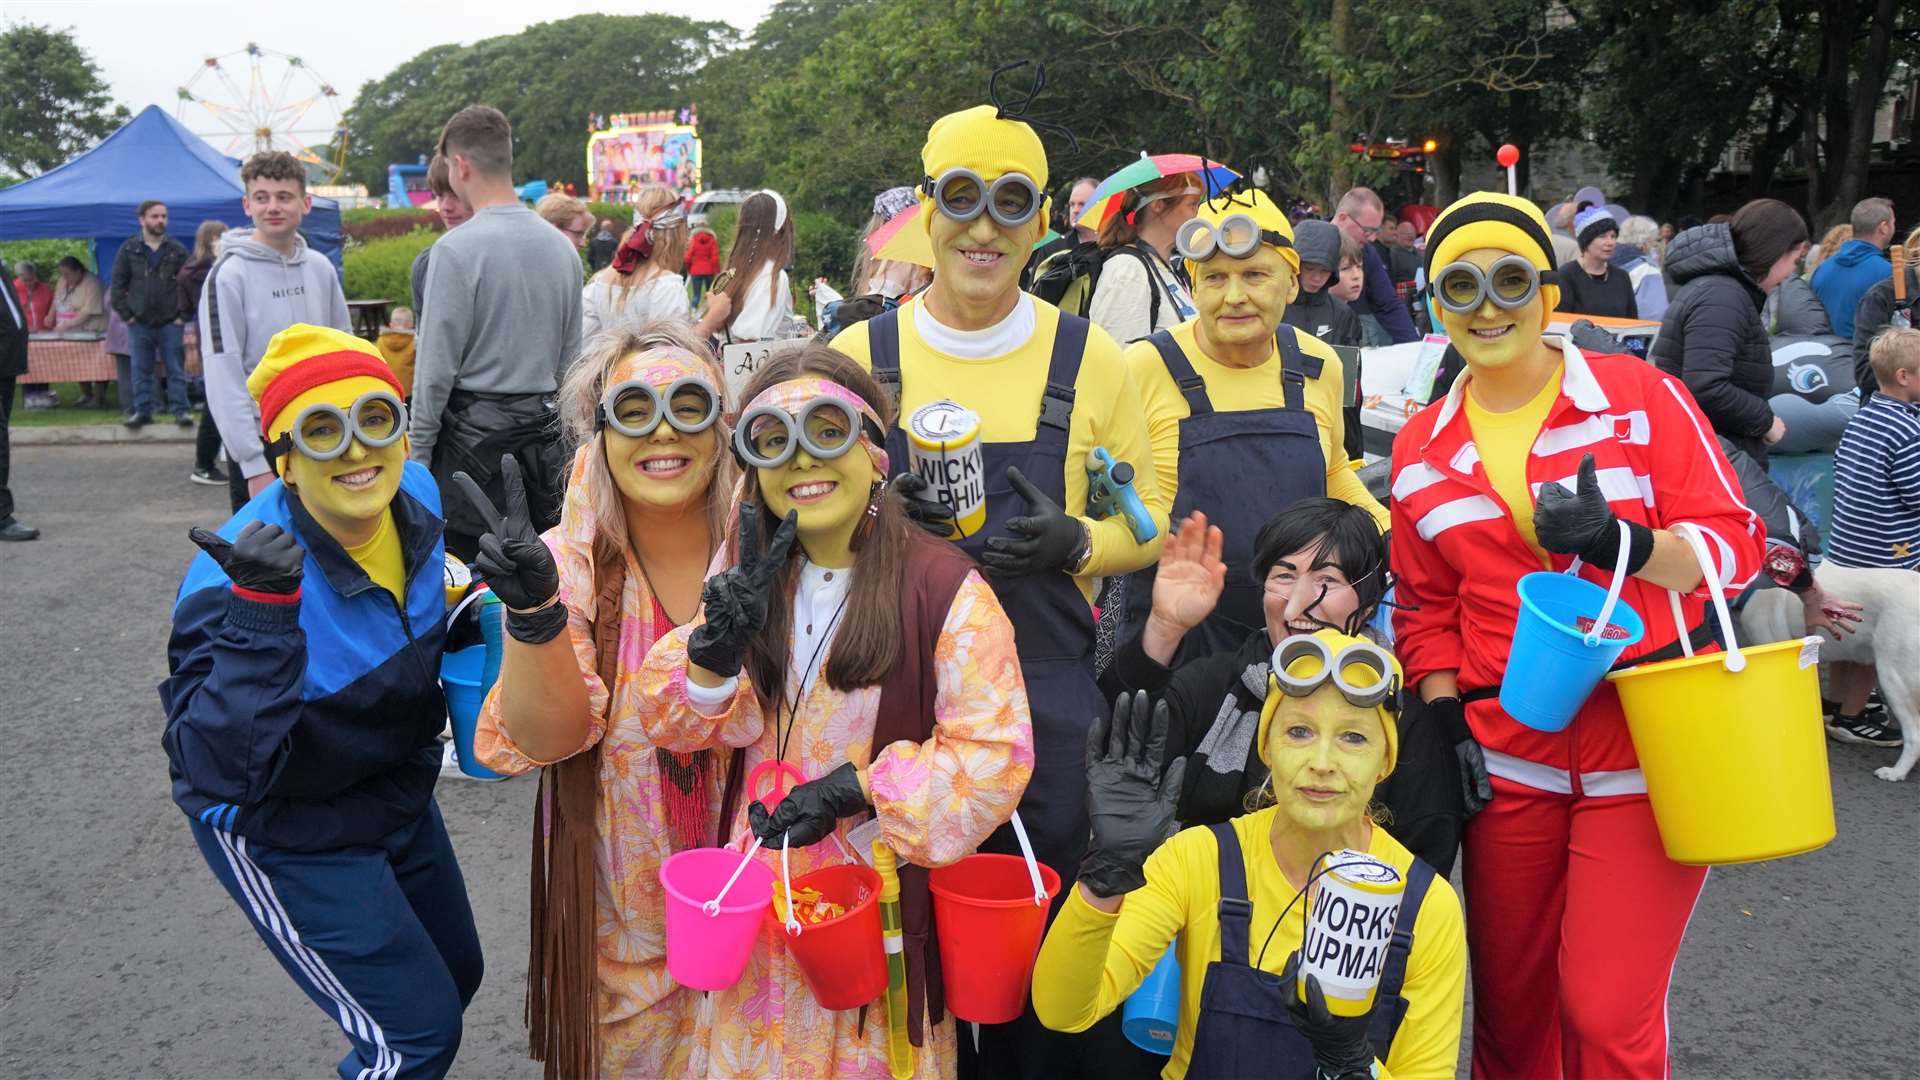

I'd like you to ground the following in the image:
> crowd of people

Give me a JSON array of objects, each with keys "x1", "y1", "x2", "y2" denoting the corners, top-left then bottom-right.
[{"x1": 0, "y1": 71, "x2": 1890, "y2": 1080}]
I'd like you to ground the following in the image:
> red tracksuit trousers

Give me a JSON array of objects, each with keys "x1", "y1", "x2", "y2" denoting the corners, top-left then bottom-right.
[{"x1": 1463, "y1": 776, "x2": 1708, "y2": 1078}]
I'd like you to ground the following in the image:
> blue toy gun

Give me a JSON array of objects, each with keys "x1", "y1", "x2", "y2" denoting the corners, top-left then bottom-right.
[{"x1": 1086, "y1": 447, "x2": 1158, "y2": 544}]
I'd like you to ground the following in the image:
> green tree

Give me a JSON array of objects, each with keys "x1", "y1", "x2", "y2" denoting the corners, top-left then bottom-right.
[
  {"x1": 340, "y1": 14, "x2": 734, "y2": 193},
  {"x1": 0, "y1": 23, "x2": 129, "y2": 176}
]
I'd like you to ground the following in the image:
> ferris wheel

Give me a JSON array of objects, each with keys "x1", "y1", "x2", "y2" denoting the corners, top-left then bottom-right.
[{"x1": 176, "y1": 43, "x2": 347, "y2": 180}]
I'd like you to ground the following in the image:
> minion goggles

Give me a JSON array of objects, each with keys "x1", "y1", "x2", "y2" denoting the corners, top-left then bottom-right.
[
  {"x1": 1175, "y1": 213, "x2": 1293, "y2": 261},
  {"x1": 734, "y1": 397, "x2": 886, "y2": 469},
  {"x1": 1431, "y1": 255, "x2": 1555, "y2": 315},
  {"x1": 1270, "y1": 633, "x2": 1400, "y2": 710},
  {"x1": 923, "y1": 168, "x2": 1043, "y2": 228},
  {"x1": 266, "y1": 390, "x2": 407, "y2": 463},
  {"x1": 595, "y1": 376, "x2": 720, "y2": 438}
]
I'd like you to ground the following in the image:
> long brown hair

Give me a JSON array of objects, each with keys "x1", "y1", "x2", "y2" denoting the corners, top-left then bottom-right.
[
  {"x1": 717, "y1": 191, "x2": 796, "y2": 330},
  {"x1": 734, "y1": 342, "x2": 913, "y2": 705},
  {"x1": 1097, "y1": 173, "x2": 1194, "y2": 250},
  {"x1": 192, "y1": 219, "x2": 227, "y2": 263}
]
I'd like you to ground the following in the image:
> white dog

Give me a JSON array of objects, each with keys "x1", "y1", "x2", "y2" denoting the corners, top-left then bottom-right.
[{"x1": 1740, "y1": 566, "x2": 1920, "y2": 782}]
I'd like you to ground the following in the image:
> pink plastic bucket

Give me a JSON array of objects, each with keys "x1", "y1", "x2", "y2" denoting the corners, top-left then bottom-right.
[{"x1": 659, "y1": 847, "x2": 773, "y2": 991}]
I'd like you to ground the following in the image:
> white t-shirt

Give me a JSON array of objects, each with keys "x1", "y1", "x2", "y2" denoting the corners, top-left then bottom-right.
[
  {"x1": 685, "y1": 560, "x2": 851, "y2": 715},
  {"x1": 582, "y1": 272, "x2": 691, "y2": 337},
  {"x1": 912, "y1": 293, "x2": 1036, "y2": 360},
  {"x1": 727, "y1": 267, "x2": 797, "y2": 342}
]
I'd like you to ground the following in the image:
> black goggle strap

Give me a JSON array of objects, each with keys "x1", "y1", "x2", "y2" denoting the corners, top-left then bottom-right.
[{"x1": 1421, "y1": 201, "x2": 1559, "y2": 281}]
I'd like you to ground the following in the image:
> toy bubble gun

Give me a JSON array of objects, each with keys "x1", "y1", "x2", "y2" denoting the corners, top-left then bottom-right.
[
  {"x1": 872, "y1": 841, "x2": 915, "y2": 1080},
  {"x1": 1086, "y1": 447, "x2": 1157, "y2": 544}
]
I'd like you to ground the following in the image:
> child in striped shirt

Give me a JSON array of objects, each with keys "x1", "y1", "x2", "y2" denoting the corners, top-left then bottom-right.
[{"x1": 1829, "y1": 327, "x2": 1920, "y2": 571}]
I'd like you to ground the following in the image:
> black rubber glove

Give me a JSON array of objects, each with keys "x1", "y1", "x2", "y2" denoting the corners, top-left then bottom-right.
[
  {"x1": 748, "y1": 761, "x2": 869, "y2": 848},
  {"x1": 191, "y1": 520, "x2": 306, "y2": 595},
  {"x1": 1534, "y1": 453, "x2": 1653, "y2": 574},
  {"x1": 890, "y1": 472, "x2": 957, "y2": 537},
  {"x1": 980, "y1": 465, "x2": 1087, "y2": 576},
  {"x1": 688, "y1": 507, "x2": 797, "y2": 678},
  {"x1": 1427, "y1": 695, "x2": 1491, "y2": 817},
  {"x1": 1567, "y1": 317, "x2": 1627, "y2": 356},
  {"x1": 1281, "y1": 952, "x2": 1379, "y2": 1080},
  {"x1": 1079, "y1": 691, "x2": 1186, "y2": 898},
  {"x1": 451, "y1": 456, "x2": 566, "y2": 644}
]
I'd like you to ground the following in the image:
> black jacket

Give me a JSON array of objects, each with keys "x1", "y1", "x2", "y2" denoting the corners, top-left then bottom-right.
[
  {"x1": 0, "y1": 257, "x2": 27, "y2": 378},
  {"x1": 1649, "y1": 224, "x2": 1776, "y2": 464},
  {"x1": 1284, "y1": 285, "x2": 1362, "y2": 350},
  {"x1": 1850, "y1": 266, "x2": 1919, "y2": 396},
  {"x1": 111, "y1": 233, "x2": 189, "y2": 326}
]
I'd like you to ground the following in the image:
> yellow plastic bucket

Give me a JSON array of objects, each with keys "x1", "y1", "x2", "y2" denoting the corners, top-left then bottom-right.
[{"x1": 1605, "y1": 525, "x2": 1835, "y2": 866}]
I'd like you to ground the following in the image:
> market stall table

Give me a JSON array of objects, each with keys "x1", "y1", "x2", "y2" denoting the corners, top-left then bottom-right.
[{"x1": 22, "y1": 329, "x2": 204, "y2": 385}]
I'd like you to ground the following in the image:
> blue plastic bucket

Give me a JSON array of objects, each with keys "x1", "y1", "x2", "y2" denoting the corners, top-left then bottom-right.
[
  {"x1": 1121, "y1": 944, "x2": 1181, "y2": 1055},
  {"x1": 1501, "y1": 571, "x2": 1645, "y2": 732},
  {"x1": 441, "y1": 645, "x2": 507, "y2": 779}
]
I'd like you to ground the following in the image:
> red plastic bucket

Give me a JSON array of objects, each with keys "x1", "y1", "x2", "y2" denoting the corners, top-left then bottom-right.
[
  {"x1": 765, "y1": 863, "x2": 888, "y2": 1010},
  {"x1": 928, "y1": 853, "x2": 1062, "y2": 1023}
]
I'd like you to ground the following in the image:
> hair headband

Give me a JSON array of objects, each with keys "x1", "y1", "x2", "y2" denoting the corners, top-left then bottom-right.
[{"x1": 759, "y1": 190, "x2": 788, "y2": 232}]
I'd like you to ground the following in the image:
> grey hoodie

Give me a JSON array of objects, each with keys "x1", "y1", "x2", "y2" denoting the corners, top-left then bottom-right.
[{"x1": 199, "y1": 228, "x2": 351, "y2": 480}]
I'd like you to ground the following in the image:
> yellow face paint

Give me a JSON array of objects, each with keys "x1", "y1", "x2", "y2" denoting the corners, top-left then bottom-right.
[
  {"x1": 281, "y1": 430, "x2": 407, "y2": 542},
  {"x1": 600, "y1": 351, "x2": 721, "y2": 515},
  {"x1": 927, "y1": 201, "x2": 1040, "y2": 316},
  {"x1": 1192, "y1": 244, "x2": 1298, "y2": 356},
  {"x1": 757, "y1": 432, "x2": 877, "y2": 570},
  {"x1": 1262, "y1": 684, "x2": 1390, "y2": 834},
  {"x1": 1437, "y1": 245, "x2": 1550, "y2": 374}
]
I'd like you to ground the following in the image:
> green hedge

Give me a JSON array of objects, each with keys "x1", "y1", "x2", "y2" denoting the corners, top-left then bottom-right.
[
  {"x1": 0, "y1": 238, "x2": 93, "y2": 274},
  {"x1": 342, "y1": 229, "x2": 437, "y2": 304}
]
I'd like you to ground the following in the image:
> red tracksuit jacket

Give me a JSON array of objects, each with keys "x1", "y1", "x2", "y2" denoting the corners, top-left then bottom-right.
[{"x1": 1390, "y1": 339, "x2": 1764, "y2": 795}]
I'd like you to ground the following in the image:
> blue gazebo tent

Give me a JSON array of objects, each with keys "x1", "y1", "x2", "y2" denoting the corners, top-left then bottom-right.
[{"x1": 0, "y1": 104, "x2": 343, "y2": 276}]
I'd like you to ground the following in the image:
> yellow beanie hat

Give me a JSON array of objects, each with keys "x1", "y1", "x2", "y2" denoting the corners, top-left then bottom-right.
[
  {"x1": 1255, "y1": 628, "x2": 1402, "y2": 781},
  {"x1": 246, "y1": 323, "x2": 407, "y2": 455},
  {"x1": 905, "y1": 105, "x2": 1053, "y2": 254},
  {"x1": 1422, "y1": 192, "x2": 1562, "y2": 320},
  {"x1": 1185, "y1": 189, "x2": 1300, "y2": 277}
]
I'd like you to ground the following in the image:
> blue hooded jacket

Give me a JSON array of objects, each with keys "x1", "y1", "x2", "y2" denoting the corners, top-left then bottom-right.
[
  {"x1": 160, "y1": 461, "x2": 449, "y2": 851},
  {"x1": 1810, "y1": 238, "x2": 1891, "y2": 339}
]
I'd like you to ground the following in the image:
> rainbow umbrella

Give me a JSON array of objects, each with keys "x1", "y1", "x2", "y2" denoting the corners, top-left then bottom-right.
[
  {"x1": 1076, "y1": 154, "x2": 1240, "y2": 231},
  {"x1": 868, "y1": 202, "x2": 934, "y2": 268}
]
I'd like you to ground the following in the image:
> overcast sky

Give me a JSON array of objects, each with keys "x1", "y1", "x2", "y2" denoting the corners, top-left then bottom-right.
[{"x1": 4, "y1": 0, "x2": 774, "y2": 147}]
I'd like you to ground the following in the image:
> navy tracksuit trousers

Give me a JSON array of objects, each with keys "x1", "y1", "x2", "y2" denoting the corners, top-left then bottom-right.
[{"x1": 187, "y1": 800, "x2": 483, "y2": 1080}]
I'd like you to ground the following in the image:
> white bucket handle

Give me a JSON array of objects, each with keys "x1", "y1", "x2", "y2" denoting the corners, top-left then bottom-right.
[
  {"x1": 1583, "y1": 519, "x2": 1635, "y2": 647},
  {"x1": 445, "y1": 584, "x2": 487, "y2": 632},
  {"x1": 1669, "y1": 523, "x2": 1745, "y2": 673},
  {"x1": 704, "y1": 835, "x2": 764, "y2": 917},
  {"x1": 780, "y1": 834, "x2": 802, "y2": 936},
  {"x1": 1008, "y1": 811, "x2": 1049, "y2": 907}
]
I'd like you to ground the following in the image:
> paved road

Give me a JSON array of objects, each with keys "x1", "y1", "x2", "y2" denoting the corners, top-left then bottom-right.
[{"x1": 1, "y1": 444, "x2": 1913, "y2": 1078}]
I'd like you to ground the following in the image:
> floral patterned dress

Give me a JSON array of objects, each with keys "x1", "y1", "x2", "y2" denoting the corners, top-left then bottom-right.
[
  {"x1": 635, "y1": 566, "x2": 1034, "y2": 1079},
  {"x1": 474, "y1": 448, "x2": 723, "y2": 1078}
]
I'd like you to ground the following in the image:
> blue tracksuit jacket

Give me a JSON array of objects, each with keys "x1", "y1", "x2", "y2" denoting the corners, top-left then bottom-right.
[{"x1": 160, "y1": 461, "x2": 449, "y2": 851}]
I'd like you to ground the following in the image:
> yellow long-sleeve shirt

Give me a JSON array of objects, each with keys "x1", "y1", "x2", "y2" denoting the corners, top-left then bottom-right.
[
  {"x1": 1032, "y1": 806, "x2": 1466, "y2": 1080},
  {"x1": 1122, "y1": 321, "x2": 1390, "y2": 533},
  {"x1": 833, "y1": 297, "x2": 1166, "y2": 602}
]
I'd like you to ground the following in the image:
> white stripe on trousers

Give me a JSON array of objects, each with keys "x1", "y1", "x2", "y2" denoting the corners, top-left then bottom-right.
[{"x1": 210, "y1": 827, "x2": 403, "y2": 1080}]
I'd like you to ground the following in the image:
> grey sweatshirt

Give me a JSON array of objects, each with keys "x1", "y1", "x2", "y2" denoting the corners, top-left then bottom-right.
[
  {"x1": 199, "y1": 229, "x2": 352, "y2": 479},
  {"x1": 408, "y1": 204, "x2": 584, "y2": 462}
]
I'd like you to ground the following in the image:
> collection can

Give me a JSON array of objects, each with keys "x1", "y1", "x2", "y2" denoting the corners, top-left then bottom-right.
[
  {"x1": 1297, "y1": 850, "x2": 1406, "y2": 1017},
  {"x1": 905, "y1": 400, "x2": 986, "y2": 540}
]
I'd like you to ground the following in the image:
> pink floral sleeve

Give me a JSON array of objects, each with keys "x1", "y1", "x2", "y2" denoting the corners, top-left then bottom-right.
[
  {"x1": 631, "y1": 621, "x2": 768, "y2": 753},
  {"x1": 473, "y1": 534, "x2": 610, "y2": 773},
  {"x1": 868, "y1": 570, "x2": 1034, "y2": 867}
]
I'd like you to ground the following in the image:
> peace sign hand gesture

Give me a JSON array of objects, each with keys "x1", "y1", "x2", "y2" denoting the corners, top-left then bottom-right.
[
  {"x1": 688, "y1": 506, "x2": 799, "y2": 679},
  {"x1": 452, "y1": 456, "x2": 566, "y2": 643}
]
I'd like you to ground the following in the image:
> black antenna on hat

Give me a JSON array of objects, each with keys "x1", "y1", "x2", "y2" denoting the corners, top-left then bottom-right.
[
  {"x1": 990, "y1": 59, "x2": 1080, "y2": 155},
  {"x1": 1197, "y1": 135, "x2": 1252, "y2": 212}
]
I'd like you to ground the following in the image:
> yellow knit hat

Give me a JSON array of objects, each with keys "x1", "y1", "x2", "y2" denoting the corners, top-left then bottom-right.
[
  {"x1": 246, "y1": 323, "x2": 406, "y2": 455},
  {"x1": 1185, "y1": 189, "x2": 1300, "y2": 277},
  {"x1": 1422, "y1": 192, "x2": 1562, "y2": 320},
  {"x1": 902, "y1": 104, "x2": 1052, "y2": 255},
  {"x1": 1255, "y1": 628, "x2": 1402, "y2": 781}
]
